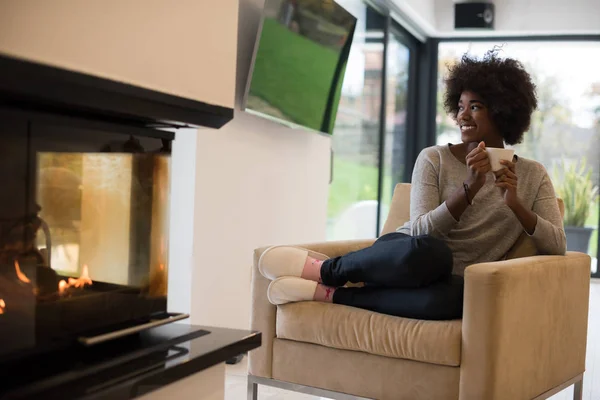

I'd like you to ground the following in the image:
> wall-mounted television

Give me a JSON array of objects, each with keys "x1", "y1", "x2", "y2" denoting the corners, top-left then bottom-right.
[{"x1": 242, "y1": 0, "x2": 357, "y2": 135}]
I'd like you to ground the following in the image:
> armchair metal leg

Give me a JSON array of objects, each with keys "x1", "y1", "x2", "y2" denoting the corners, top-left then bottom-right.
[
  {"x1": 247, "y1": 379, "x2": 258, "y2": 400},
  {"x1": 573, "y1": 378, "x2": 583, "y2": 400}
]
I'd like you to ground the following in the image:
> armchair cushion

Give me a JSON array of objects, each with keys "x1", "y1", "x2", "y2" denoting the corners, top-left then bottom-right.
[{"x1": 276, "y1": 301, "x2": 462, "y2": 366}]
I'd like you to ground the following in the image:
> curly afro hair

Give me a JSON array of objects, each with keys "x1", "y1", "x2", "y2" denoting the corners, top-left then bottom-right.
[{"x1": 443, "y1": 49, "x2": 537, "y2": 145}]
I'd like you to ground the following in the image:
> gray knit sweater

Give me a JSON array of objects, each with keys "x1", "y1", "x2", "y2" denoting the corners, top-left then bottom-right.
[{"x1": 397, "y1": 144, "x2": 566, "y2": 276}]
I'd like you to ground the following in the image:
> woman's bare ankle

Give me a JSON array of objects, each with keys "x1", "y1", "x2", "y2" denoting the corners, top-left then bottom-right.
[
  {"x1": 301, "y1": 256, "x2": 324, "y2": 282},
  {"x1": 313, "y1": 284, "x2": 335, "y2": 302}
]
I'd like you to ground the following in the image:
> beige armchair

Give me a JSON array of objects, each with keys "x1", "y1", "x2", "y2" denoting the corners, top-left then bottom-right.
[{"x1": 248, "y1": 183, "x2": 591, "y2": 400}]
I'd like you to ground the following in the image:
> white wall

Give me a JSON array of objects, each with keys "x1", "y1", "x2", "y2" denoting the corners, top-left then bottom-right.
[
  {"x1": 434, "y1": 0, "x2": 600, "y2": 36},
  {"x1": 170, "y1": 0, "x2": 331, "y2": 329},
  {"x1": 0, "y1": 0, "x2": 237, "y2": 108}
]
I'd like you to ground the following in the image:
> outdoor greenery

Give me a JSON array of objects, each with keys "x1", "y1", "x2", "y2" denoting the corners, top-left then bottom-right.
[
  {"x1": 327, "y1": 157, "x2": 376, "y2": 218},
  {"x1": 553, "y1": 158, "x2": 599, "y2": 227},
  {"x1": 327, "y1": 157, "x2": 391, "y2": 219},
  {"x1": 520, "y1": 64, "x2": 573, "y2": 161},
  {"x1": 249, "y1": 18, "x2": 339, "y2": 132}
]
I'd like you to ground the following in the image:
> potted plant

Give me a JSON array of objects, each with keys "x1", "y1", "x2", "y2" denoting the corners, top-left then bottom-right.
[{"x1": 553, "y1": 158, "x2": 599, "y2": 253}]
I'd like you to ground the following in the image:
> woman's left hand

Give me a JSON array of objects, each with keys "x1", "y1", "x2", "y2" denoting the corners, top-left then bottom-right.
[{"x1": 494, "y1": 159, "x2": 519, "y2": 208}]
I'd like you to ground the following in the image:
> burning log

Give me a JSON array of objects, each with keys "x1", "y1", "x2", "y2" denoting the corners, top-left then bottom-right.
[
  {"x1": 66, "y1": 265, "x2": 92, "y2": 289},
  {"x1": 57, "y1": 265, "x2": 93, "y2": 298},
  {"x1": 0, "y1": 259, "x2": 93, "y2": 303}
]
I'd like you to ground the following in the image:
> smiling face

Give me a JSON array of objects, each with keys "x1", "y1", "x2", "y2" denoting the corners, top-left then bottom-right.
[{"x1": 457, "y1": 91, "x2": 503, "y2": 146}]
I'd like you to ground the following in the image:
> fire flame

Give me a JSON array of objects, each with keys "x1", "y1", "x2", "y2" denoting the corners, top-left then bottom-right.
[
  {"x1": 58, "y1": 280, "x2": 68, "y2": 295},
  {"x1": 14, "y1": 260, "x2": 31, "y2": 284},
  {"x1": 58, "y1": 264, "x2": 93, "y2": 295},
  {"x1": 67, "y1": 264, "x2": 92, "y2": 288},
  {"x1": 0, "y1": 299, "x2": 5, "y2": 314}
]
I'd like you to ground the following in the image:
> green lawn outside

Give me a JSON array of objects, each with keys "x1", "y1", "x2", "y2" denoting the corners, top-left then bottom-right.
[
  {"x1": 327, "y1": 157, "x2": 389, "y2": 220},
  {"x1": 249, "y1": 18, "x2": 339, "y2": 132}
]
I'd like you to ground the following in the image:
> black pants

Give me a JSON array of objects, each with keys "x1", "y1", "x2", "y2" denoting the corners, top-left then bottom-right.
[{"x1": 320, "y1": 232, "x2": 464, "y2": 320}]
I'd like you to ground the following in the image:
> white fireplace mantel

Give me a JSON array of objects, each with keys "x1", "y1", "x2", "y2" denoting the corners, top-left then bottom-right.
[{"x1": 0, "y1": 0, "x2": 238, "y2": 110}]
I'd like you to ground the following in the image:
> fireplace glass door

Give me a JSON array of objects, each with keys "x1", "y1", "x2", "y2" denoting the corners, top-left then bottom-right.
[{"x1": 0, "y1": 110, "x2": 171, "y2": 360}]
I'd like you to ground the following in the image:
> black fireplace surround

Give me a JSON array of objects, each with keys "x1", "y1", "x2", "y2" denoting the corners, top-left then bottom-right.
[{"x1": 0, "y1": 55, "x2": 237, "y2": 397}]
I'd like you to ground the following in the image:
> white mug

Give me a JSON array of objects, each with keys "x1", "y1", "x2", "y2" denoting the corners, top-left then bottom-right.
[{"x1": 486, "y1": 147, "x2": 515, "y2": 172}]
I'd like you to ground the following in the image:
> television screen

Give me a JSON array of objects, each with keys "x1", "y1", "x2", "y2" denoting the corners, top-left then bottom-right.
[{"x1": 243, "y1": 0, "x2": 357, "y2": 134}]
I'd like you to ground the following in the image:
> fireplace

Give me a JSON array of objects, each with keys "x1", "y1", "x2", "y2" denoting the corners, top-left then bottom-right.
[
  {"x1": 0, "y1": 108, "x2": 176, "y2": 361},
  {"x1": 0, "y1": 55, "x2": 234, "y2": 374}
]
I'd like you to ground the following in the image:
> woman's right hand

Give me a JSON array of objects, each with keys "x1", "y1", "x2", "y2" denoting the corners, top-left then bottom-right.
[{"x1": 465, "y1": 141, "x2": 491, "y2": 191}]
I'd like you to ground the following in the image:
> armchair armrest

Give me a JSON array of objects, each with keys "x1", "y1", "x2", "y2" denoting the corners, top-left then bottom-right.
[
  {"x1": 459, "y1": 252, "x2": 591, "y2": 400},
  {"x1": 248, "y1": 239, "x2": 375, "y2": 378}
]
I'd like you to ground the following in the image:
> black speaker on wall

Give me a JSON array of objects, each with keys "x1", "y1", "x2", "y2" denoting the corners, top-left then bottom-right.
[{"x1": 455, "y1": 2, "x2": 495, "y2": 29}]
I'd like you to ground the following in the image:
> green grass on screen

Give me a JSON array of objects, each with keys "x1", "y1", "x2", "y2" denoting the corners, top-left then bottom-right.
[{"x1": 249, "y1": 18, "x2": 339, "y2": 132}]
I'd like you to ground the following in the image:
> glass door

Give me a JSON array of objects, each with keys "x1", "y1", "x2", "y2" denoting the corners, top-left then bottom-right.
[
  {"x1": 326, "y1": 3, "x2": 385, "y2": 240},
  {"x1": 379, "y1": 25, "x2": 416, "y2": 228}
]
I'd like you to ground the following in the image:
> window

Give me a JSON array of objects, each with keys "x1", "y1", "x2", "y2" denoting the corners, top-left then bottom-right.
[{"x1": 436, "y1": 41, "x2": 600, "y2": 273}]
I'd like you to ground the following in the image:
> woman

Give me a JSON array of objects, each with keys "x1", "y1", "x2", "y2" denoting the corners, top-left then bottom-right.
[{"x1": 258, "y1": 50, "x2": 566, "y2": 320}]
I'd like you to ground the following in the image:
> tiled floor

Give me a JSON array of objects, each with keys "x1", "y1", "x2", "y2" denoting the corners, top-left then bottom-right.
[{"x1": 226, "y1": 281, "x2": 600, "y2": 400}]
